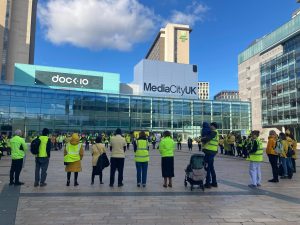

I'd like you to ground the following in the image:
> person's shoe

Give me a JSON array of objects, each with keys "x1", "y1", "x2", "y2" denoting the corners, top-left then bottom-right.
[
  {"x1": 168, "y1": 183, "x2": 172, "y2": 188},
  {"x1": 204, "y1": 183, "x2": 211, "y2": 189},
  {"x1": 118, "y1": 183, "x2": 124, "y2": 187},
  {"x1": 268, "y1": 179, "x2": 279, "y2": 183},
  {"x1": 40, "y1": 183, "x2": 47, "y2": 187},
  {"x1": 91, "y1": 181, "x2": 94, "y2": 185},
  {"x1": 163, "y1": 184, "x2": 167, "y2": 188},
  {"x1": 142, "y1": 184, "x2": 146, "y2": 188},
  {"x1": 256, "y1": 183, "x2": 261, "y2": 187},
  {"x1": 34, "y1": 182, "x2": 39, "y2": 187},
  {"x1": 280, "y1": 176, "x2": 288, "y2": 179},
  {"x1": 137, "y1": 183, "x2": 141, "y2": 187},
  {"x1": 66, "y1": 181, "x2": 70, "y2": 186},
  {"x1": 74, "y1": 182, "x2": 79, "y2": 186},
  {"x1": 9, "y1": 182, "x2": 14, "y2": 186},
  {"x1": 14, "y1": 182, "x2": 24, "y2": 186},
  {"x1": 248, "y1": 184, "x2": 257, "y2": 188},
  {"x1": 211, "y1": 183, "x2": 218, "y2": 188}
]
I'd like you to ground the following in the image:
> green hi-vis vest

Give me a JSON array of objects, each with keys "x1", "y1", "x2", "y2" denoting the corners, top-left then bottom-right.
[
  {"x1": 135, "y1": 140, "x2": 149, "y2": 163},
  {"x1": 203, "y1": 130, "x2": 219, "y2": 152},
  {"x1": 64, "y1": 143, "x2": 81, "y2": 163},
  {"x1": 247, "y1": 139, "x2": 263, "y2": 162}
]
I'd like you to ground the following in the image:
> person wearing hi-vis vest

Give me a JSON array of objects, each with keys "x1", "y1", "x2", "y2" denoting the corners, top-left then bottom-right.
[
  {"x1": 64, "y1": 133, "x2": 84, "y2": 186},
  {"x1": 201, "y1": 122, "x2": 219, "y2": 189},
  {"x1": 159, "y1": 131, "x2": 175, "y2": 188},
  {"x1": 247, "y1": 130, "x2": 263, "y2": 188},
  {"x1": 9, "y1": 129, "x2": 28, "y2": 186},
  {"x1": 134, "y1": 131, "x2": 149, "y2": 188}
]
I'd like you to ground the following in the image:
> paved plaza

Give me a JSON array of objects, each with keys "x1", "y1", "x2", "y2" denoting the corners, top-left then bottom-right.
[{"x1": 0, "y1": 144, "x2": 300, "y2": 225}]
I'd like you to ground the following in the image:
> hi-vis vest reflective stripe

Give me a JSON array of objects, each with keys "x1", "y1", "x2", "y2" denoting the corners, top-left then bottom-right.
[
  {"x1": 203, "y1": 130, "x2": 219, "y2": 152},
  {"x1": 248, "y1": 139, "x2": 263, "y2": 162},
  {"x1": 135, "y1": 140, "x2": 149, "y2": 162},
  {"x1": 64, "y1": 143, "x2": 81, "y2": 163}
]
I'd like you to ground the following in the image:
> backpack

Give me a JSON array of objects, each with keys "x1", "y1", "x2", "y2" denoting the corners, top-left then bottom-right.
[
  {"x1": 274, "y1": 140, "x2": 283, "y2": 154},
  {"x1": 286, "y1": 145, "x2": 295, "y2": 157},
  {"x1": 30, "y1": 137, "x2": 41, "y2": 155}
]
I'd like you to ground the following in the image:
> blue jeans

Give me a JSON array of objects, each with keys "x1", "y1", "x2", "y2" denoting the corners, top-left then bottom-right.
[
  {"x1": 204, "y1": 153, "x2": 217, "y2": 185},
  {"x1": 281, "y1": 157, "x2": 292, "y2": 176},
  {"x1": 136, "y1": 162, "x2": 148, "y2": 185}
]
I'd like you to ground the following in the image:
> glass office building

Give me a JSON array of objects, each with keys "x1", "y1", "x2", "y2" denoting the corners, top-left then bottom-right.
[
  {"x1": 0, "y1": 83, "x2": 251, "y2": 138},
  {"x1": 261, "y1": 34, "x2": 300, "y2": 140}
]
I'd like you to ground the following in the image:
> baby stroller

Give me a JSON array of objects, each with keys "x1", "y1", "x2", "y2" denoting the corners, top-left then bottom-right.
[{"x1": 184, "y1": 153, "x2": 205, "y2": 191}]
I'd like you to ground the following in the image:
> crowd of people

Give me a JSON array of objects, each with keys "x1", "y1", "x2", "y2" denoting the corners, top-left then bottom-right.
[{"x1": 1, "y1": 123, "x2": 298, "y2": 190}]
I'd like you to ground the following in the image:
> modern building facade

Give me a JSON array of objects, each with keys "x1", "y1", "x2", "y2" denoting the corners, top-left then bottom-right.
[
  {"x1": 145, "y1": 23, "x2": 191, "y2": 64},
  {"x1": 238, "y1": 11, "x2": 300, "y2": 139},
  {"x1": 214, "y1": 90, "x2": 240, "y2": 101},
  {"x1": 0, "y1": 0, "x2": 37, "y2": 82},
  {"x1": 198, "y1": 82, "x2": 209, "y2": 100},
  {"x1": 0, "y1": 82, "x2": 251, "y2": 138}
]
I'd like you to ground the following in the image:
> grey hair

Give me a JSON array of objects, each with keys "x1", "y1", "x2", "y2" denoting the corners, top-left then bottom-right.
[
  {"x1": 14, "y1": 129, "x2": 22, "y2": 136},
  {"x1": 269, "y1": 130, "x2": 276, "y2": 136}
]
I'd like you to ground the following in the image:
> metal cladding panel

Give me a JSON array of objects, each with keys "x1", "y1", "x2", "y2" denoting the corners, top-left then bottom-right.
[
  {"x1": 14, "y1": 64, "x2": 120, "y2": 94},
  {"x1": 134, "y1": 59, "x2": 198, "y2": 99}
]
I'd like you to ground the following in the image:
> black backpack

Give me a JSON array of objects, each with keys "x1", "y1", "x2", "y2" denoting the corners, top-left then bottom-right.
[{"x1": 31, "y1": 137, "x2": 41, "y2": 155}]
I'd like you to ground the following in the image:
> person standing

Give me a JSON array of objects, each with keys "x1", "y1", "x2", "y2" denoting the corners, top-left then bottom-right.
[
  {"x1": 64, "y1": 133, "x2": 84, "y2": 186},
  {"x1": 34, "y1": 128, "x2": 51, "y2": 187},
  {"x1": 247, "y1": 130, "x2": 263, "y2": 188},
  {"x1": 91, "y1": 136, "x2": 106, "y2": 185},
  {"x1": 201, "y1": 122, "x2": 219, "y2": 188},
  {"x1": 9, "y1": 130, "x2": 28, "y2": 186},
  {"x1": 151, "y1": 134, "x2": 156, "y2": 150},
  {"x1": 159, "y1": 131, "x2": 175, "y2": 188},
  {"x1": 125, "y1": 134, "x2": 131, "y2": 150},
  {"x1": 187, "y1": 137, "x2": 193, "y2": 151},
  {"x1": 219, "y1": 136, "x2": 224, "y2": 154},
  {"x1": 109, "y1": 128, "x2": 126, "y2": 187},
  {"x1": 286, "y1": 130, "x2": 297, "y2": 173},
  {"x1": 266, "y1": 130, "x2": 279, "y2": 183},
  {"x1": 176, "y1": 135, "x2": 182, "y2": 150},
  {"x1": 279, "y1": 132, "x2": 293, "y2": 179},
  {"x1": 134, "y1": 131, "x2": 149, "y2": 187}
]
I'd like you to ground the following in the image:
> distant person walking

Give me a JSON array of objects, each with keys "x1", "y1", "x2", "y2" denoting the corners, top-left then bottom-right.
[
  {"x1": 34, "y1": 128, "x2": 51, "y2": 187},
  {"x1": 91, "y1": 136, "x2": 106, "y2": 185},
  {"x1": 9, "y1": 129, "x2": 28, "y2": 186},
  {"x1": 151, "y1": 135, "x2": 157, "y2": 150},
  {"x1": 134, "y1": 131, "x2": 149, "y2": 187},
  {"x1": 64, "y1": 133, "x2": 84, "y2": 186},
  {"x1": 247, "y1": 130, "x2": 263, "y2": 188},
  {"x1": 177, "y1": 135, "x2": 182, "y2": 150},
  {"x1": 219, "y1": 136, "x2": 224, "y2": 154},
  {"x1": 187, "y1": 137, "x2": 193, "y2": 151},
  {"x1": 266, "y1": 130, "x2": 279, "y2": 183},
  {"x1": 159, "y1": 131, "x2": 175, "y2": 188},
  {"x1": 201, "y1": 122, "x2": 219, "y2": 189},
  {"x1": 109, "y1": 128, "x2": 127, "y2": 187}
]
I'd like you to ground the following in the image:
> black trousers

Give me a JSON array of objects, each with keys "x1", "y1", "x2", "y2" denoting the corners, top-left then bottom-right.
[
  {"x1": 291, "y1": 158, "x2": 296, "y2": 173},
  {"x1": 177, "y1": 143, "x2": 181, "y2": 150},
  {"x1": 219, "y1": 144, "x2": 224, "y2": 154},
  {"x1": 268, "y1": 154, "x2": 279, "y2": 181},
  {"x1": 110, "y1": 158, "x2": 125, "y2": 186},
  {"x1": 10, "y1": 159, "x2": 23, "y2": 184}
]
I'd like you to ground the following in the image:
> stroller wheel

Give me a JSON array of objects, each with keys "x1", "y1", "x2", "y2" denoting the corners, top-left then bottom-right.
[{"x1": 184, "y1": 180, "x2": 187, "y2": 187}]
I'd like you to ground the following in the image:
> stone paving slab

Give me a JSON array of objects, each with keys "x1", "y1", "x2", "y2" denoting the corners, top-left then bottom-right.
[{"x1": 0, "y1": 144, "x2": 300, "y2": 225}]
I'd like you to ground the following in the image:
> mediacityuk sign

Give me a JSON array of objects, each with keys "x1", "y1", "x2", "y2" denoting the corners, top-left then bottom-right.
[{"x1": 35, "y1": 71, "x2": 103, "y2": 90}]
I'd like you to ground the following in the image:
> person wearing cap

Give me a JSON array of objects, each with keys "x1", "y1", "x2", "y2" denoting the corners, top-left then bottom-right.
[
  {"x1": 109, "y1": 128, "x2": 126, "y2": 187},
  {"x1": 34, "y1": 128, "x2": 52, "y2": 187},
  {"x1": 201, "y1": 122, "x2": 219, "y2": 189},
  {"x1": 9, "y1": 129, "x2": 28, "y2": 186},
  {"x1": 64, "y1": 133, "x2": 84, "y2": 186}
]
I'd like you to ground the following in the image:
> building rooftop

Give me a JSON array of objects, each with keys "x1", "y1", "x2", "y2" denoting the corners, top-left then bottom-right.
[{"x1": 238, "y1": 14, "x2": 300, "y2": 64}]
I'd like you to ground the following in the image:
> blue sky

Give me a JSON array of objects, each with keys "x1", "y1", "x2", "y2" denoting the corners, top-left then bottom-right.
[{"x1": 35, "y1": 0, "x2": 299, "y2": 98}]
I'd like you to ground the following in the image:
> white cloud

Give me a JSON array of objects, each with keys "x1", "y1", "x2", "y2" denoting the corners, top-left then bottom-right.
[
  {"x1": 38, "y1": 0, "x2": 157, "y2": 51},
  {"x1": 167, "y1": 1, "x2": 208, "y2": 26},
  {"x1": 38, "y1": 0, "x2": 208, "y2": 51}
]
